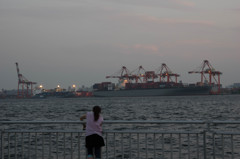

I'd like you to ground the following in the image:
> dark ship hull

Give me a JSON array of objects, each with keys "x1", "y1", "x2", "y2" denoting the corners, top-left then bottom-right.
[{"x1": 93, "y1": 85, "x2": 211, "y2": 97}]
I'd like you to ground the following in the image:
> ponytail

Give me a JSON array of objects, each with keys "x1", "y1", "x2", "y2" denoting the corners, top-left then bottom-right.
[{"x1": 93, "y1": 106, "x2": 101, "y2": 121}]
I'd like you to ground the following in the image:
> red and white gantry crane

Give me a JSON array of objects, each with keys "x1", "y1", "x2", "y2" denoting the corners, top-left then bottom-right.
[
  {"x1": 188, "y1": 60, "x2": 222, "y2": 94},
  {"x1": 155, "y1": 63, "x2": 180, "y2": 84},
  {"x1": 15, "y1": 62, "x2": 37, "y2": 98}
]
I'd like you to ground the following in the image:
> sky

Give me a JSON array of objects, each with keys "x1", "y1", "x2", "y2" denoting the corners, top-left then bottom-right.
[{"x1": 0, "y1": 0, "x2": 240, "y2": 90}]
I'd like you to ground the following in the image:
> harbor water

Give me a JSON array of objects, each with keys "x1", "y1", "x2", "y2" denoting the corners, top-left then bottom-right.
[
  {"x1": 1, "y1": 95, "x2": 240, "y2": 131},
  {"x1": 1, "y1": 95, "x2": 240, "y2": 122}
]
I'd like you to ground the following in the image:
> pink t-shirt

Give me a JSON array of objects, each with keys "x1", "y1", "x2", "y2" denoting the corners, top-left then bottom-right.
[{"x1": 86, "y1": 112, "x2": 103, "y2": 136}]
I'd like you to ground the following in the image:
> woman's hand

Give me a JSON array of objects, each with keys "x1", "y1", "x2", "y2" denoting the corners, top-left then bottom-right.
[
  {"x1": 80, "y1": 114, "x2": 86, "y2": 121},
  {"x1": 80, "y1": 114, "x2": 86, "y2": 130}
]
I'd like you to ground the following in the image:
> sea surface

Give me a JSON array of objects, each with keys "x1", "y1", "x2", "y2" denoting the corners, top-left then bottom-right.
[
  {"x1": 1, "y1": 95, "x2": 240, "y2": 121},
  {"x1": 1, "y1": 95, "x2": 240, "y2": 131}
]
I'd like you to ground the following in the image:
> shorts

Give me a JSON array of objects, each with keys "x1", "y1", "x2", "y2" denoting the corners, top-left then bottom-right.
[{"x1": 85, "y1": 134, "x2": 105, "y2": 148}]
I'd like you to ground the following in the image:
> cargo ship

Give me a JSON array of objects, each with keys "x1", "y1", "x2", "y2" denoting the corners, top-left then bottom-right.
[
  {"x1": 92, "y1": 61, "x2": 223, "y2": 97},
  {"x1": 92, "y1": 61, "x2": 224, "y2": 97},
  {"x1": 93, "y1": 82, "x2": 212, "y2": 97}
]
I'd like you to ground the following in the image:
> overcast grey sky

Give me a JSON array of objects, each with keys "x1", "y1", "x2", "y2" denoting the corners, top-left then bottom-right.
[{"x1": 0, "y1": 0, "x2": 240, "y2": 90}]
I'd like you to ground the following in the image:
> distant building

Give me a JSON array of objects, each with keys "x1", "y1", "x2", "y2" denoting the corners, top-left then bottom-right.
[
  {"x1": 226, "y1": 83, "x2": 240, "y2": 94},
  {"x1": 233, "y1": 83, "x2": 240, "y2": 88},
  {"x1": 0, "y1": 89, "x2": 17, "y2": 98},
  {"x1": 226, "y1": 83, "x2": 240, "y2": 88}
]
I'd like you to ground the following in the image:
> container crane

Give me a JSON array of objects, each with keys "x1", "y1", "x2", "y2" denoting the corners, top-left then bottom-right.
[
  {"x1": 155, "y1": 63, "x2": 180, "y2": 84},
  {"x1": 130, "y1": 66, "x2": 158, "y2": 83},
  {"x1": 144, "y1": 71, "x2": 158, "y2": 83},
  {"x1": 130, "y1": 66, "x2": 146, "y2": 83},
  {"x1": 106, "y1": 66, "x2": 132, "y2": 82},
  {"x1": 15, "y1": 62, "x2": 37, "y2": 98},
  {"x1": 188, "y1": 60, "x2": 222, "y2": 93}
]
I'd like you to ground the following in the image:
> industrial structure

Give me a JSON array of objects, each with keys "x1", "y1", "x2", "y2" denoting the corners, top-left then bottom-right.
[
  {"x1": 105, "y1": 63, "x2": 180, "y2": 85},
  {"x1": 156, "y1": 63, "x2": 180, "y2": 84},
  {"x1": 15, "y1": 62, "x2": 37, "y2": 98},
  {"x1": 12, "y1": 60, "x2": 222, "y2": 98},
  {"x1": 106, "y1": 63, "x2": 183, "y2": 92},
  {"x1": 188, "y1": 60, "x2": 222, "y2": 94},
  {"x1": 106, "y1": 66, "x2": 131, "y2": 81},
  {"x1": 93, "y1": 60, "x2": 223, "y2": 96},
  {"x1": 105, "y1": 61, "x2": 222, "y2": 90}
]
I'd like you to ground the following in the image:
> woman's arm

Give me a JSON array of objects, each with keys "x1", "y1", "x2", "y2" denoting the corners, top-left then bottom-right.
[
  {"x1": 80, "y1": 114, "x2": 86, "y2": 121},
  {"x1": 100, "y1": 117, "x2": 103, "y2": 126},
  {"x1": 80, "y1": 114, "x2": 86, "y2": 130}
]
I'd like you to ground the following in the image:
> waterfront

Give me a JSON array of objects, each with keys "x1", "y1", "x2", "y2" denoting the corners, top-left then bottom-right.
[{"x1": 1, "y1": 95, "x2": 240, "y2": 159}]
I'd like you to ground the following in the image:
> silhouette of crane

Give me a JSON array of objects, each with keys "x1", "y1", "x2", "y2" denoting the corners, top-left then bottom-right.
[{"x1": 15, "y1": 62, "x2": 37, "y2": 98}]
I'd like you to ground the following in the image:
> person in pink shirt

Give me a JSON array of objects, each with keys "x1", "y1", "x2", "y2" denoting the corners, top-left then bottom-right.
[{"x1": 80, "y1": 106, "x2": 105, "y2": 159}]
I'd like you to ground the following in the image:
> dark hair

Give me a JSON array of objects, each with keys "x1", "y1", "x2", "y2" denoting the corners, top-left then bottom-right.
[{"x1": 93, "y1": 106, "x2": 101, "y2": 121}]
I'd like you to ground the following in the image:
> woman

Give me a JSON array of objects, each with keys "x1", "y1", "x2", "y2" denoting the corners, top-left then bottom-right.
[{"x1": 80, "y1": 106, "x2": 105, "y2": 159}]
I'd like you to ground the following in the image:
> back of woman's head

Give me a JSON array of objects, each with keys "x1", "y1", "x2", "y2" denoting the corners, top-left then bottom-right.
[{"x1": 93, "y1": 106, "x2": 101, "y2": 121}]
